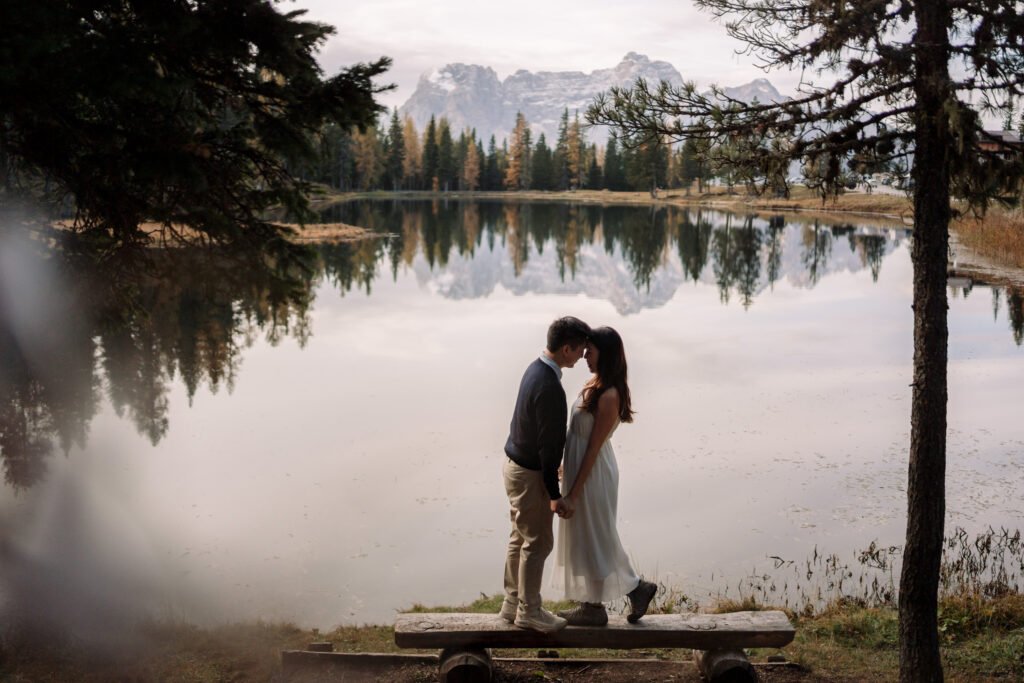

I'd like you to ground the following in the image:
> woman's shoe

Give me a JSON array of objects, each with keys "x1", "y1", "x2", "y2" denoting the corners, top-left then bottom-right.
[
  {"x1": 626, "y1": 579, "x2": 658, "y2": 623},
  {"x1": 556, "y1": 602, "x2": 608, "y2": 626}
]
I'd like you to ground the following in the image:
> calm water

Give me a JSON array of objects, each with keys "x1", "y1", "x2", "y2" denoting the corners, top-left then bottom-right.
[{"x1": 1, "y1": 199, "x2": 1022, "y2": 631}]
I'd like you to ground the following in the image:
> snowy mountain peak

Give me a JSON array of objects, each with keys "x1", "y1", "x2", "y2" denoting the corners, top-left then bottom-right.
[
  {"x1": 721, "y1": 78, "x2": 786, "y2": 104},
  {"x1": 400, "y1": 54, "x2": 783, "y2": 142}
]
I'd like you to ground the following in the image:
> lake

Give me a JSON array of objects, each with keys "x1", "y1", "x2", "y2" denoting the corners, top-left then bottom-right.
[{"x1": 1, "y1": 198, "x2": 1021, "y2": 632}]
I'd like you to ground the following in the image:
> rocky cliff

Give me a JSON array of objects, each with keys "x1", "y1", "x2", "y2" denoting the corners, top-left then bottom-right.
[{"x1": 399, "y1": 52, "x2": 783, "y2": 143}]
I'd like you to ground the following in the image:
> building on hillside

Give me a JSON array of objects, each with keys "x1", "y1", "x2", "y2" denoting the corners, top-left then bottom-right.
[{"x1": 978, "y1": 130, "x2": 1023, "y2": 156}]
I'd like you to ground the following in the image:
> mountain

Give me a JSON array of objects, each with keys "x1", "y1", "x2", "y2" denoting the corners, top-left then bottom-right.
[
  {"x1": 719, "y1": 78, "x2": 785, "y2": 105},
  {"x1": 400, "y1": 52, "x2": 702, "y2": 143}
]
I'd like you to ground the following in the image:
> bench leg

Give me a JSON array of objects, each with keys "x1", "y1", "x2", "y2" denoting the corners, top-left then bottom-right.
[
  {"x1": 439, "y1": 646, "x2": 492, "y2": 683},
  {"x1": 693, "y1": 648, "x2": 757, "y2": 683}
]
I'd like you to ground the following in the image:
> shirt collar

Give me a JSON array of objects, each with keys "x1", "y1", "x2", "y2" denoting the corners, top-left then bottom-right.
[{"x1": 539, "y1": 352, "x2": 562, "y2": 380}]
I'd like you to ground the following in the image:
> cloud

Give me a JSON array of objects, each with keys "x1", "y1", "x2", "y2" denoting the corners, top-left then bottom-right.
[{"x1": 299, "y1": 0, "x2": 804, "y2": 110}]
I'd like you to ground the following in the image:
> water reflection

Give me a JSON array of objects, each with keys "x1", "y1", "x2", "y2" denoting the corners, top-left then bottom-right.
[
  {"x1": 0, "y1": 245, "x2": 312, "y2": 490},
  {"x1": 330, "y1": 199, "x2": 908, "y2": 310},
  {"x1": 2, "y1": 199, "x2": 1022, "y2": 497}
]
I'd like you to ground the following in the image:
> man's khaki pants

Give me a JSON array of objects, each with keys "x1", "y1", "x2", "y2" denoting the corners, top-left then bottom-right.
[{"x1": 503, "y1": 457, "x2": 554, "y2": 612}]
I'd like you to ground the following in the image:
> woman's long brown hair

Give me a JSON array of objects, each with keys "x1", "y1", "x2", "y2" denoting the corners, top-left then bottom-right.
[{"x1": 579, "y1": 326, "x2": 634, "y2": 423}]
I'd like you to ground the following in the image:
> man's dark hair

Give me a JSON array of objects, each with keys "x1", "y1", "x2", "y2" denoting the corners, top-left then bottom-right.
[{"x1": 546, "y1": 316, "x2": 591, "y2": 352}]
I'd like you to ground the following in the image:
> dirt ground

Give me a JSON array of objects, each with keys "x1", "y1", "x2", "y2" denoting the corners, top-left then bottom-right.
[
  {"x1": 488, "y1": 659, "x2": 825, "y2": 682},
  {"x1": 285, "y1": 656, "x2": 841, "y2": 682}
]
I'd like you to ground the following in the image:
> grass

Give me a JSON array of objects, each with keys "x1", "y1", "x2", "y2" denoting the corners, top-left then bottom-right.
[
  {"x1": 47, "y1": 215, "x2": 375, "y2": 245},
  {"x1": 0, "y1": 618, "x2": 312, "y2": 682},
  {"x1": 337, "y1": 185, "x2": 916, "y2": 221},
  {"x1": 3, "y1": 594, "x2": 1022, "y2": 681},
  {"x1": 780, "y1": 595, "x2": 1024, "y2": 682},
  {"x1": 954, "y1": 206, "x2": 1024, "y2": 270},
  {"x1": 3, "y1": 530, "x2": 1022, "y2": 681}
]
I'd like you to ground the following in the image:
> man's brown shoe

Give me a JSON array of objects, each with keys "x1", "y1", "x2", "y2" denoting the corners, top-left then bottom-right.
[
  {"x1": 514, "y1": 607, "x2": 568, "y2": 633},
  {"x1": 499, "y1": 598, "x2": 517, "y2": 623}
]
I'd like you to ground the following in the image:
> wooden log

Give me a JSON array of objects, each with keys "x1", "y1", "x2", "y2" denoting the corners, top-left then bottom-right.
[
  {"x1": 395, "y1": 611, "x2": 794, "y2": 650},
  {"x1": 306, "y1": 641, "x2": 333, "y2": 652},
  {"x1": 439, "y1": 646, "x2": 492, "y2": 683},
  {"x1": 693, "y1": 648, "x2": 756, "y2": 683}
]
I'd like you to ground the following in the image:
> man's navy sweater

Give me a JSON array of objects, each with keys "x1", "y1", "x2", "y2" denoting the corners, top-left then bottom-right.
[{"x1": 504, "y1": 358, "x2": 567, "y2": 500}]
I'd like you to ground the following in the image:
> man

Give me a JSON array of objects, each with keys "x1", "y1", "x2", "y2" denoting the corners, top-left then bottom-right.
[{"x1": 501, "y1": 316, "x2": 591, "y2": 632}]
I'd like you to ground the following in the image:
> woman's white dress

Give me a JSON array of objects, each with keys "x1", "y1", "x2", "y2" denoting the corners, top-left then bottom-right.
[{"x1": 551, "y1": 395, "x2": 641, "y2": 603}]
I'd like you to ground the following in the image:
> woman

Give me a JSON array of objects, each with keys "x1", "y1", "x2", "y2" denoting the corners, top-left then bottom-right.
[{"x1": 551, "y1": 326, "x2": 657, "y2": 625}]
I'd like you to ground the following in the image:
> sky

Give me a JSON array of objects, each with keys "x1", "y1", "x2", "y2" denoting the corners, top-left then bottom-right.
[{"x1": 292, "y1": 0, "x2": 806, "y2": 111}]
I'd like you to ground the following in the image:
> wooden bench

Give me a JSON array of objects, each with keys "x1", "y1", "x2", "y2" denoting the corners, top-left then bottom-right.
[{"x1": 395, "y1": 610, "x2": 795, "y2": 682}]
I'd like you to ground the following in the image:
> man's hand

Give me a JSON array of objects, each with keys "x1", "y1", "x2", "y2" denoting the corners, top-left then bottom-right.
[{"x1": 552, "y1": 497, "x2": 575, "y2": 519}]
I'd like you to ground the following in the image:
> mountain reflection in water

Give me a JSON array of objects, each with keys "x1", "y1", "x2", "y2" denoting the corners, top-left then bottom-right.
[
  {"x1": 326, "y1": 200, "x2": 901, "y2": 308},
  {"x1": 2, "y1": 200, "x2": 1023, "y2": 493}
]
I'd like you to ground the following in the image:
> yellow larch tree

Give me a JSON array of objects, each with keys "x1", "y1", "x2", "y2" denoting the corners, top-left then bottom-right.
[{"x1": 402, "y1": 116, "x2": 421, "y2": 189}]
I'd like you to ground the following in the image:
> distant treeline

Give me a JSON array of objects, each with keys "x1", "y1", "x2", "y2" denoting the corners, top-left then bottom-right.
[{"x1": 294, "y1": 109, "x2": 707, "y2": 195}]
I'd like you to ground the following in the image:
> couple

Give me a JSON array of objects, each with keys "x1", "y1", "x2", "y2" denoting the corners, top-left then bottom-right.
[{"x1": 500, "y1": 316, "x2": 657, "y2": 633}]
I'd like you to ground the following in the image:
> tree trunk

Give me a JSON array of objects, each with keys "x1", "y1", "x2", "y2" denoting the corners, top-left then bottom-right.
[{"x1": 899, "y1": 3, "x2": 951, "y2": 682}]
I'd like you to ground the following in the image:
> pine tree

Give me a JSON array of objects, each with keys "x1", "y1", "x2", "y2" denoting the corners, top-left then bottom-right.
[
  {"x1": 566, "y1": 112, "x2": 585, "y2": 190},
  {"x1": 314, "y1": 123, "x2": 354, "y2": 191},
  {"x1": 2, "y1": 0, "x2": 389, "y2": 289},
  {"x1": 422, "y1": 115, "x2": 438, "y2": 190},
  {"x1": 588, "y1": 3, "x2": 1024, "y2": 679},
  {"x1": 497, "y1": 138, "x2": 510, "y2": 189},
  {"x1": 554, "y1": 108, "x2": 571, "y2": 190},
  {"x1": 522, "y1": 126, "x2": 533, "y2": 190},
  {"x1": 476, "y1": 140, "x2": 487, "y2": 189},
  {"x1": 384, "y1": 109, "x2": 405, "y2": 190},
  {"x1": 679, "y1": 139, "x2": 700, "y2": 196},
  {"x1": 532, "y1": 133, "x2": 555, "y2": 190},
  {"x1": 603, "y1": 134, "x2": 625, "y2": 191},
  {"x1": 484, "y1": 135, "x2": 500, "y2": 190},
  {"x1": 586, "y1": 144, "x2": 603, "y2": 189},
  {"x1": 455, "y1": 128, "x2": 471, "y2": 190},
  {"x1": 437, "y1": 119, "x2": 455, "y2": 191},
  {"x1": 624, "y1": 133, "x2": 668, "y2": 197}
]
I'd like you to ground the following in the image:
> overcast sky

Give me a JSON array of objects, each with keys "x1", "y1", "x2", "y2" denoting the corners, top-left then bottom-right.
[{"x1": 293, "y1": 0, "x2": 805, "y2": 111}]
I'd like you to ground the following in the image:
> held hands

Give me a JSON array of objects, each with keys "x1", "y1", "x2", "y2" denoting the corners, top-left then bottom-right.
[{"x1": 551, "y1": 496, "x2": 575, "y2": 519}]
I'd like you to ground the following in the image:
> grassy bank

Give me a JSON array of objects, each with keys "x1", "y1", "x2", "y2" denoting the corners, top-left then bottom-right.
[
  {"x1": 328, "y1": 186, "x2": 1024, "y2": 270},
  {"x1": 329, "y1": 185, "x2": 915, "y2": 221},
  {"x1": 955, "y1": 207, "x2": 1024, "y2": 270},
  {"x1": 4, "y1": 594, "x2": 1021, "y2": 681},
  {"x1": 7, "y1": 529, "x2": 1019, "y2": 680}
]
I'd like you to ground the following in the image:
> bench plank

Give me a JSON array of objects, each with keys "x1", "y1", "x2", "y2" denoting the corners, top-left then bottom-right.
[{"x1": 395, "y1": 611, "x2": 794, "y2": 650}]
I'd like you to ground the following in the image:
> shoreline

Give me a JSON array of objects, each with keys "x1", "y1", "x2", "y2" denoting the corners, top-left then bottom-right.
[
  {"x1": 315, "y1": 187, "x2": 916, "y2": 227},
  {"x1": 6, "y1": 527, "x2": 1021, "y2": 680},
  {"x1": 5, "y1": 592, "x2": 1020, "y2": 682},
  {"x1": 315, "y1": 188, "x2": 1024, "y2": 279}
]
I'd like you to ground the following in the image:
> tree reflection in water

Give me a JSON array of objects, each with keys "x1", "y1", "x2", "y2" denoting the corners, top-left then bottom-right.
[
  {"x1": 324, "y1": 200, "x2": 898, "y2": 304},
  {"x1": 1010, "y1": 289, "x2": 1024, "y2": 346},
  {"x1": 0, "y1": 244, "x2": 313, "y2": 491},
  {"x1": 3, "y1": 199, "x2": 1020, "y2": 491},
  {"x1": 989, "y1": 286, "x2": 1024, "y2": 346}
]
